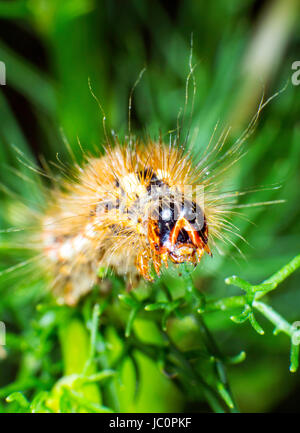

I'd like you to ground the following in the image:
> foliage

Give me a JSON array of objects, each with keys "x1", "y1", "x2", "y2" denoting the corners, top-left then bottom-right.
[{"x1": 0, "y1": 0, "x2": 299, "y2": 413}]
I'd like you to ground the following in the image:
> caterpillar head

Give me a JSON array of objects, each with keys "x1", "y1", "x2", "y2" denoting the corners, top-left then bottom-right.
[{"x1": 137, "y1": 186, "x2": 212, "y2": 280}]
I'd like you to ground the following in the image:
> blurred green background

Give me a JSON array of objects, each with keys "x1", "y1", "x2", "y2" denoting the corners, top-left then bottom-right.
[{"x1": 0, "y1": 0, "x2": 299, "y2": 413}]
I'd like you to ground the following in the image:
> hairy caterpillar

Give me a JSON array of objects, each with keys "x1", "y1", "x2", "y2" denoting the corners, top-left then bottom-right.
[
  {"x1": 41, "y1": 139, "x2": 214, "y2": 305},
  {"x1": 37, "y1": 97, "x2": 280, "y2": 306},
  {"x1": 0, "y1": 73, "x2": 284, "y2": 306}
]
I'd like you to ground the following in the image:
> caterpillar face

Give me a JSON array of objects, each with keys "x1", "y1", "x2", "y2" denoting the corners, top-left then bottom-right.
[
  {"x1": 138, "y1": 181, "x2": 211, "y2": 280},
  {"x1": 156, "y1": 198, "x2": 210, "y2": 261}
]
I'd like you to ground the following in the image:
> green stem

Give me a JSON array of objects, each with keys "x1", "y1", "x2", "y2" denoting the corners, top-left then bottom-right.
[
  {"x1": 256, "y1": 254, "x2": 300, "y2": 299},
  {"x1": 195, "y1": 315, "x2": 238, "y2": 412},
  {"x1": 131, "y1": 332, "x2": 227, "y2": 413},
  {"x1": 199, "y1": 295, "x2": 246, "y2": 314},
  {"x1": 202, "y1": 254, "x2": 300, "y2": 314},
  {"x1": 167, "y1": 338, "x2": 227, "y2": 413},
  {"x1": 252, "y1": 301, "x2": 293, "y2": 337},
  {"x1": 199, "y1": 254, "x2": 300, "y2": 372}
]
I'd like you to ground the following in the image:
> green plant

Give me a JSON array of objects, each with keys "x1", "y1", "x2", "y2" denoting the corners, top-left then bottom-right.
[{"x1": 0, "y1": 0, "x2": 299, "y2": 413}]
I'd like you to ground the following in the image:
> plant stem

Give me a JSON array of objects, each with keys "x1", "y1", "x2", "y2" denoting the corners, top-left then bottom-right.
[
  {"x1": 256, "y1": 254, "x2": 300, "y2": 299},
  {"x1": 202, "y1": 254, "x2": 300, "y2": 314},
  {"x1": 252, "y1": 301, "x2": 293, "y2": 337}
]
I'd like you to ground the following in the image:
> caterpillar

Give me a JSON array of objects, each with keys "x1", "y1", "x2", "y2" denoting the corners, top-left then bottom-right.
[
  {"x1": 41, "y1": 138, "x2": 215, "y2": 305},
  {"x1": 38, "y1": 112, "x2": 268, "y2": 306},
  {"x1": 1, "y1": 77, "x2": 284, "y2": 306}
]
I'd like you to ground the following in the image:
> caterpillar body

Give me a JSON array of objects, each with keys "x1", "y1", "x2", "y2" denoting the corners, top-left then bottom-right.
[
  {"x1": 41, "y1": 139, "x2": 220, "y2": 306},
  {"x1": 3, "y1": 89, "x2": 282, "y2": 306}
]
